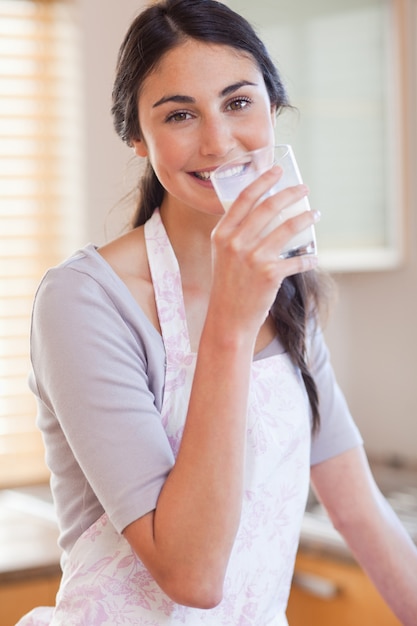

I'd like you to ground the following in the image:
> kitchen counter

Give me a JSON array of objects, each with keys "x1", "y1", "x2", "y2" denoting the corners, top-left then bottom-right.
[{"x1": 0, "y1": 485, "x2": 61, "y2": 584}]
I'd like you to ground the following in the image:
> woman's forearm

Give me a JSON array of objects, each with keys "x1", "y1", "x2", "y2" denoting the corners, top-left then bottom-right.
[
  {"x1": 340, "y1": 493, "x2": 417, "y2": 626},
  {"x1": 124, "y1": 312, "x2": 255, "y2": 606},
  {"x1": 312, "y1": 447, "x2": 417, "y2": 626}
]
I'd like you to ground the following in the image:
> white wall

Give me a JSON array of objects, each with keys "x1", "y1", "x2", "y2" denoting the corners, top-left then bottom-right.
[
  {"x1": 77, "y1": 0, "x2": 147, "y2": 245},
  {"x1": 77, "y1": 0, "x2": 417, "y2": 464},
  {"x1": 325, "y1": 260, "x2": 417, "y2": 463},
  {"x1": 321, "y1": 2, "x2": 417, "y2": 464}
]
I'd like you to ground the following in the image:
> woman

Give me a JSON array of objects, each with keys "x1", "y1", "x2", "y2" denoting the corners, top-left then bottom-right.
[{"x1": 17, "y1": 1, "x2": 417, "y2": 624}]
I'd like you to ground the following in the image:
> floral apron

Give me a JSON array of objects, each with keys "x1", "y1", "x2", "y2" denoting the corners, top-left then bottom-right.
[{"x1": 16, "y1": 209, "x2": 311, "y2": 626}]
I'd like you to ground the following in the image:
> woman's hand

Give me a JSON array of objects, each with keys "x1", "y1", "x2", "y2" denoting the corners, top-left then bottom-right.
[{"x1": 210, "y1": 166, "x2": 320, "y2": 334}]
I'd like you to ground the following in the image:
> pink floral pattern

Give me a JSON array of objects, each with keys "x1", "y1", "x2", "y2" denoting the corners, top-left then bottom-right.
[{"x1": 16, "y1": 209, "x2": 310, "y2": 626}]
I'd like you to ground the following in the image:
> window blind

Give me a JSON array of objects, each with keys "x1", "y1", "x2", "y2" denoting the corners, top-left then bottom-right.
[{"x1": 0, "y1": 0, "x2": 82, "y2": 488}]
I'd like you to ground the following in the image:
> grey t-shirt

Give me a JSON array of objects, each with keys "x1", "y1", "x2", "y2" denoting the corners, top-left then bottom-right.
[{"x1": 29, "y1": 244, "x2": 362, "y2": 561}]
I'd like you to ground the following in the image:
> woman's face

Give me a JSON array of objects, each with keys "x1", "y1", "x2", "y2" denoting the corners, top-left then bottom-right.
[{"x1": 132, "y1": 39, "x2": 276, "y2": 217}]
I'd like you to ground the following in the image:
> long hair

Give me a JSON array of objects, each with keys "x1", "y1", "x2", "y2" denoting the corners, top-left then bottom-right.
[{"x1": 111, "y1": 0, "x2": 324, "y2": 431}]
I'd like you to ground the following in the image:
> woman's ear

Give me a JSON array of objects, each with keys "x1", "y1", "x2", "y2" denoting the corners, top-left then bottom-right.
[{"x1": 131, "y1": 138, "x2": 148, "y2": 158}]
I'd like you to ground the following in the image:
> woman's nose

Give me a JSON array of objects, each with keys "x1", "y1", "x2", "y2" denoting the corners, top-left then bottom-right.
[{"x1": 199, "y1": 115, "x2": 234, "y2": 157}]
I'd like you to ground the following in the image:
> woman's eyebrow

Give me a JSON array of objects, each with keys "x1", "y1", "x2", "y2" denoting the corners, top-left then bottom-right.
[
  {"x1": 152, "y1": 94, "x2": 194, "y2": 108},
  {"x1": 152, "y1": 80, "x2": 258, "y2": 109},
  {"x1": 220, "y1": 80, "x2": 257, "y2": 97}
]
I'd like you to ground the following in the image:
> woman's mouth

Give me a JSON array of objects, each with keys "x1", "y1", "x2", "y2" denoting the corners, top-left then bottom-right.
[
  {"x1": 211, "y1": 163, "x2": 247, "y2": 180},
  {"x1": 192, "y1": 163, "x2": 247, "y2": 182},
  {"x1": 193, "y1": 170, "x2": 212, "y2": 181}
]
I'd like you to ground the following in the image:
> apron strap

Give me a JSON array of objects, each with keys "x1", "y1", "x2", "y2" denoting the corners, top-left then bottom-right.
[{"x1": 144, "y1": 209, "x2": 192, "y2": 355}]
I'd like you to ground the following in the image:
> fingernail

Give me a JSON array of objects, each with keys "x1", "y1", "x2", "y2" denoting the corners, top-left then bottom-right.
[{"x1": 312, "y1": 210, "x2": 321, "y2": 222}]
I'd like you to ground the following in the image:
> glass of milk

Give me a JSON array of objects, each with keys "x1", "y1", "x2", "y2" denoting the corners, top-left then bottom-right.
[{"x1": 211, "y1": 144, "x2": 317, "y2": 259}]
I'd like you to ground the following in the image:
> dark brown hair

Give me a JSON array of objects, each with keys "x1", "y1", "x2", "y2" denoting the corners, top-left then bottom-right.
[{"x1": 111, "y1": 0, "x2": 323, "y2": 431}]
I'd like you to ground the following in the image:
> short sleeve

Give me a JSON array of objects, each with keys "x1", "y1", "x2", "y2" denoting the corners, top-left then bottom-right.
[
  {"x1": 308, "y1": 326, "x2": 363, "y2": 466},
  {"x1": 31, "y1": 258, "x2": 175, "y2": 538}
]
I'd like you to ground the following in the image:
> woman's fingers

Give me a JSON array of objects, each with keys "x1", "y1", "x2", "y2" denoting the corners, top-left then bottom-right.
[
  {"x1": 218, "y1": 166, "x2": 314, "y2": 253},
  {"x1": 222, "y1": 165, "x2": 283, "y2": 226},
  {"x1": 211, "y1": 206, "x2": 318, "y2": 325},
  {"x1": 210, "y1": 169, "x2": 320, "y2": 328},
  {"x1": 216, "y1": 176, "x2": 318, "y2": 265},
  {"x1": 241, "y1": 183, "x2": 311, "y2": 240}
]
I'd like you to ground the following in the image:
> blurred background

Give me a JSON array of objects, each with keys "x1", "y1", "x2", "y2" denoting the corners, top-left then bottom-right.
[
  {"x1": 0, "y1": 1, "x2": 416, "y2": 624},
  {"x1": 2, "y1": 0, "x2": 415, "y2": 489}
]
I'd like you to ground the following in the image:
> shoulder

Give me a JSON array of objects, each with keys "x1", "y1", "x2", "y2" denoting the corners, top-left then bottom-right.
[
  {"x1": 35, "y1": 227, "x2": 147, "y2": 308},
  {"x1": 98, "y1": 226, "x2": 149, "y2": 285},
  {"x1": 34, "y1": 244, "x2": 123, "y2": 313},
  {"x1": 33, "y1": 234, "x2": 162, "y2": 352},
  {"x1": 31, "y1": 239, "x2": 164, "y2": 375},
  {"x1": 98, "y1": 226, "x2": 160, "y2": 334},
  {"x1": 32, "y1": 239, "x2": 146, "y2": 337}
]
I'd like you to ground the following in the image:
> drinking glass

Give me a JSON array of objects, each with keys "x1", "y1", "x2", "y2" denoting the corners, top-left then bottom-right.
[{"x1": 211, "y1": 144, "x2": 317, "y2": 259}]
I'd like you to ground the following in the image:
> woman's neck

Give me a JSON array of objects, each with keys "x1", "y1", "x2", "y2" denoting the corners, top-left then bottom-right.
[{"x1": 159, "y1": 200, "x2": 219, "y2": 292}]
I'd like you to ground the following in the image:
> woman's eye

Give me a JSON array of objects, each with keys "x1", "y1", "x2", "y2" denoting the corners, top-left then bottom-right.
[
  {"x1": 166, "y1": 110, "x2": 192, "y2": 123},
  {"x1": 227, "y1": 97, "x2": 251, "y2": 111}
]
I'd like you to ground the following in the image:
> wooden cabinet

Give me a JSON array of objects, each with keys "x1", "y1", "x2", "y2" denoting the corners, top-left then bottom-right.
[
  {"x1": 0, "y1": 486, "x2": 62, "y2": 625},
  {"x1": 0, "y1": 573, "x2": 61, "y2": 626},
  {"x1": 286, "y1": 550, "x2": 401, "y2": 626}
]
